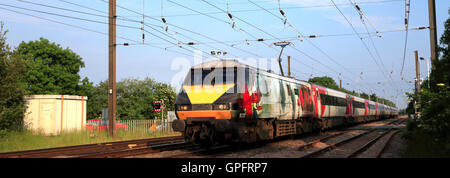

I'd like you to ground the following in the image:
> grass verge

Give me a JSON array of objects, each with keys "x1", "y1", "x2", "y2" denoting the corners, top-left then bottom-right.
[
  {"x1": 402, "y1": 129, "x2": 450, "y2": 158},
  {"x1": 0, "y1": 129, "x2": 181, "y2": 153}
]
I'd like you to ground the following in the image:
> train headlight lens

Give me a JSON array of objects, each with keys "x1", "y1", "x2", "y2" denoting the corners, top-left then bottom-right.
[
  {"x1": 178, "y1": 105, "x2": 190, "y2": 111},
  {"x1": 215, "y1": 104, "x2": 229, "y2": 110}
]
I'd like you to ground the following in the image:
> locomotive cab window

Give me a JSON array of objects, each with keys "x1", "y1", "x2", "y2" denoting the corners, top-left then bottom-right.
[{"x1": 185, "y1": 68, "x2": 238, "y2": 86}]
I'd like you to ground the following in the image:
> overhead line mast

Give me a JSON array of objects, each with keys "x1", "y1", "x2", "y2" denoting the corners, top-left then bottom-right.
[
  {"x1": 400, "y1": 0, "x2": 410, "y2": 78},
  {"x1": 108, "y1": 0, "x2": 116, "y2": 137},
  {"x1": 428, "y1": 0, "x2": 437, "y2": 70}
]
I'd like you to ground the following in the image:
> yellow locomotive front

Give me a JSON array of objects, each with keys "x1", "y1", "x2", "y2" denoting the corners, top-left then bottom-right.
[{"x1": 171, "y1": 60, "x2": 249, "y2": 144}]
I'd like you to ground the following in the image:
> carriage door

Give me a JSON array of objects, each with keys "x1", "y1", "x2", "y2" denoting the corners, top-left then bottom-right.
[
  {"x1": 314, "y1": 88, "x2": 320, "y2": 118},
  {"x1": 285, "y1": 83, "x2": 294, "y2": 120},
  {"x1": 345, "y1": 95, "x2": 352, "y2": 117}
]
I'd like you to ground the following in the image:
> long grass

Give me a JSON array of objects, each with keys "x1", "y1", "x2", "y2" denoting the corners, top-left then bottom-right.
[
  {"x1": 0, "y1": 129, "x2": 181, "y2": 153},
  {"x1": 402, "y1": 130, "x2": 450, "y2": 158}
]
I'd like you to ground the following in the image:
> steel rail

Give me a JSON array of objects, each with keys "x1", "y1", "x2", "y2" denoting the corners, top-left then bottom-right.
[
  {"x1": 75, "y1": 141, "x2": 197, "y2": 158},
  {"x1": 345, "y1": 129, "x2": 394, "y2": 158},
  {"x1": 163, "y1": 144, "x2": 231, "y2": 158},
  {"x1": 298, "y1": 117, "x2": 403, "y2": 158},
  {"x1": 376, "y1": 130, "x2": 400, "y2": 158},
  {"x1": 299, "y1": 130, "x2": 375, "y2": 158},
  {"x1": 0, "y1": 136, "x2": 183, "y2": 158},
  {"x1": 297, "y1": 132, "x2": 346, "y2": 151}
]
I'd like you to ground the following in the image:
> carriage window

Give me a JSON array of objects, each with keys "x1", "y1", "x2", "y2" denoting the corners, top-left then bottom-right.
[
  {"x1": 258, "y1": 74, "x2": 269, "y2": 94},
  {"x1": 352, "y1": 101, "x2": 365, "y2": 108}
]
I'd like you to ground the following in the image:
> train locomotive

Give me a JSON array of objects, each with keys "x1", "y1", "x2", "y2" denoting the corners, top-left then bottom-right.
[{"x1": 171, "y1": 60, "x2": 398, "y2": 144}]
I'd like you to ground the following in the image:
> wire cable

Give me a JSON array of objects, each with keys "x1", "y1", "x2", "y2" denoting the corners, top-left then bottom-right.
[
  {"x1": 0, "y1": 6, "x2": 194, "y2": 58},
  {"x1": 400, "y1": 0, "x2": 411, "y2": 78}
]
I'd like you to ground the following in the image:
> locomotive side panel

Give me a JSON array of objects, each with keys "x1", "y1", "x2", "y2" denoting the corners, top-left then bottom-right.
[{"x1": 172, "y1": 60, "x2": 398, "y2": 144}]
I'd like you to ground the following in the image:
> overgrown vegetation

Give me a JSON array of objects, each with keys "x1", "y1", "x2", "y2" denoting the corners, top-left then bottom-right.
[
  {"x1": 0, "y1": 22, "x2": 27, "y2": 133},
  {"x1": 403, "y1": 11, "x2": 450, "y2": 157},
  {"x1": 87, "y1": 78, "x2": 177, "y2": 120}
]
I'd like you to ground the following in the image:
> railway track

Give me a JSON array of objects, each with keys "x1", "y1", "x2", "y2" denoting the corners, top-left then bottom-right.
[
  {"x1": 0, "y1": 117, "x2": 407, "y2": 158},
  {"x1": 298, "y1": 118, "x2": 406, "y2": 158},
  {"x1": 166, "y1": 117, "x2": 407, "y2": 158},
  {"x1": 88, "y1": 117, "x2": 407, "y2": 158},
  {"x1": 75, "y1": 141, "x2": 201, "y2": 158},
  {"x1": 0, "y1": 136, "x2": 184, "y2": 158}
]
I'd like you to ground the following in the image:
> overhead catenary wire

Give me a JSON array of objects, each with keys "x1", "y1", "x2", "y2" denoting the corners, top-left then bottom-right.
[
  {"x1": 52, "y1": 0, "x2": 165, "y2": 29},
  {"x1": 276, "y1": 0, "x2": 305, "y2": 41},
  {"x1": 0, "y1": 3, "x2": 141, "y2": 30},
  {"x1": 197, "y1": 0, "x2": 253, "y2": 45},
  {"x1": 126, "y1": 0, "x2": 404, "y2": 18},
  {"x1": 348, "y1": 0, "x2": 382, "y2": 38},
  {"x1": 93, "y1": 0, "x2": 253, "y2": 58},
  {"x1": 200, "y1": 0, "x2": 375, "y2": 93},
  {"x1": 400, "y1": 0, "x2": 411, "y2": 78},
  {"x1": 0, "y1": 1, "x2": 221, "y2": 61},
  {"x1": 165, "y1": 0, "x2": 266, "y2": 57},
  {"x1": 96, "y1": 0, "x2": 263, "y2": 58},
  {"x1": 348, "y1": 0, "x2": 389, "y2": 75},
  {"x1": 331, "y1": 0, "x2": 399, "y2": 99},
  {"x1": 142, "y1": 0, "x2": 145, "y2": 44},
  {"x1": 329, "y1": 0, "x2": 394, "y2": 91},
  {"x1": 105, "y1": 27, "x2": 427, "y2": 47},
  {"x1": 0, "y1": 6, "x2": 195, "y2": 58},
  {"x1": 172, "y1": 0, "x2": 326, "y2": 80},
  {"x1": 247, "y1": 0, "x2": 374, "y2": 93},
  {"x1": 348, "y1": 0, "x2": 395, "y2": 86},
  {"x1": 159, "y1": 1, "x2": 183, "y2": 48},
  {"x1": 348, "y1": 0, "x2": 403, "y2": 96}
]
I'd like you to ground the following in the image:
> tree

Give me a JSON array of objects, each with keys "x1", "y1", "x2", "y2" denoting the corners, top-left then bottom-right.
[
  {"x1": 87, "y1": 77, "x2": 177, "y2": 121},
  {"x1": 86, "y1": 80, "x2": 108, "y2": 120},
  {"x1": 14, "y1": 38, "x2": 92, "y2": 96},
  {"x1": 404, "y1": 11, "x2": 450, "y2": 155},
  {"x1": 0, "y1": 22, "x2": 27, "y2": 132},
  {"x1": 308, "y1": 76, "x2": 339, "y2": 90}
]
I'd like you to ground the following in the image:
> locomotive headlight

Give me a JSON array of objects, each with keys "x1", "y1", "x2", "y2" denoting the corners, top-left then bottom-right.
[
  {"x1": 214, "y1": 104, "x2": 230, "y2": 110},
  {"x1": 177, "y1": 105, "x2": 190, "y2": 111}
]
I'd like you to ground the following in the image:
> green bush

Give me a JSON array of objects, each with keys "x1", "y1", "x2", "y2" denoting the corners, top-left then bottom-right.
[
  {"x1": 403, "y1": 12, "x2": 450, "y2": 156},
  {"x1": 0, "y1": 22, "x2": 27, "y2": 132}
]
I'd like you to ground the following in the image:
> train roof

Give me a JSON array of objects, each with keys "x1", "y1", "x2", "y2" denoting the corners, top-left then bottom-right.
[
  {"x1": 191, "y1": 59, "x2": 310, "y2": 82},
  {"x1": 191, "y1": 59, "x2": 248, "y2": 69}
]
